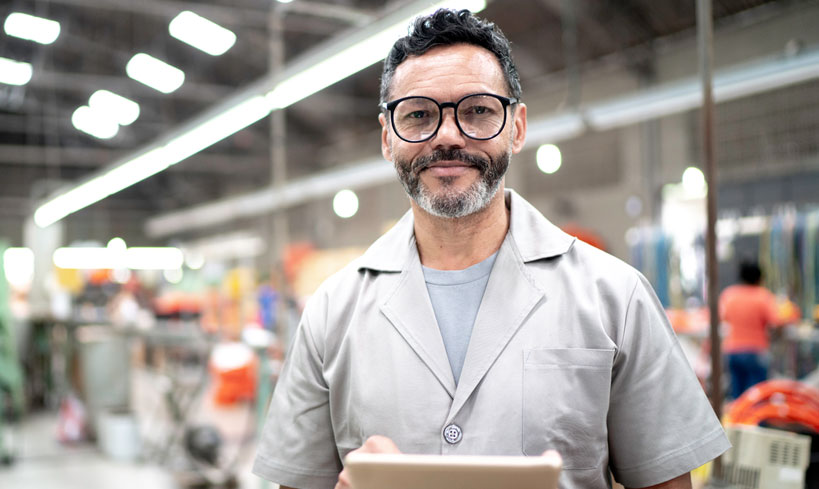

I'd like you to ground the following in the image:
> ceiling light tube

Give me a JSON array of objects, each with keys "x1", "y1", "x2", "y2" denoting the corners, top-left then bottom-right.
[
  {"x1": 4, "y1": 12, "x2": 60, "y2": 44},
  {"x1": 126, "y1": 53, "x2": 185, "y2": 93},
  {"x1": 586, "y1": 49, "x2": 819, "y2": 131},
  {"x1": 53, "y1": 247, "x2": 118, "y2": 270},
  {"x1": 0, "y1": 57, "x2": 33, "y2": 86},
  {"x1": 163, "y1": 95, "x2": 272, "y2": 165},
  {"x1": 89, "y1": 90, "x2": 141, "y2": 125},
  {"x1": 52, "y1": 246, "x2": 183, "y2": 270},
  {"x1": 33, "y1": 149, "x2": 166, "y2": 227},
  {"x1": 104, "y1": 148, "x2": 171, "y2": 195},
  {"x1": 169, "y1": 11, "x2": 236, "y2": 56},
  {"x1": 71, "y1": 106, "x2": 120, "y2": 139},
  {"x1": 3, "y1": 247, "x2": 35, "y2": 288}
]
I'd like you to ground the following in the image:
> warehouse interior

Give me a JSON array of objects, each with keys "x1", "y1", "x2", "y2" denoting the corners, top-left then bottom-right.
[{"x1": 1, "y1": 0, "x2": 819, "y2": 487}]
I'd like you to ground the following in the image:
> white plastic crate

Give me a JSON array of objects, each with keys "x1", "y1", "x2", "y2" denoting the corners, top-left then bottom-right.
[{"x1": 722, "y1": 424, "x2": 811, "y2": 489}]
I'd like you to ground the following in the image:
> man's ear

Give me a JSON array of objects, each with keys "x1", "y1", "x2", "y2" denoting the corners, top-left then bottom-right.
[
  {"x1": 510, "y1": 103, "x2": 527, "y2": 154},
  {"x1": 379, "y1": 112, "x2": 393, "y2": 162}
]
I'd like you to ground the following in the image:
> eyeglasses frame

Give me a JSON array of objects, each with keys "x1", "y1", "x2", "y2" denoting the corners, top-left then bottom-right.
[{"x1": 380, "y1": 92, "x2": 519, "y2": 143}]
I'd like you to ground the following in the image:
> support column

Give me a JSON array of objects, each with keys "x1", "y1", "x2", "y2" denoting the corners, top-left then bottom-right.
[{"x1": 697, "y1": 0, "x2": 724, "y2": 480}]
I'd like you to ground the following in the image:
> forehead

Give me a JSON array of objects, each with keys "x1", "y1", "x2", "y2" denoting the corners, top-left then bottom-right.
[{"x1": 389, "y1": 43, "x2": 506, "y2": 99}]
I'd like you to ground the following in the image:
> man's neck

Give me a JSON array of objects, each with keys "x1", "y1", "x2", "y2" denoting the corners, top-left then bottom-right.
[{"x1": 412, "y1": 187, "x2": 509, "y2": 270}]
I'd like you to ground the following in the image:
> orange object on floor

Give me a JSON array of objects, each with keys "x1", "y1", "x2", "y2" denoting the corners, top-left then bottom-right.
[{"x1": 725, "y1": 379, "x2": 819, "y2": 432}]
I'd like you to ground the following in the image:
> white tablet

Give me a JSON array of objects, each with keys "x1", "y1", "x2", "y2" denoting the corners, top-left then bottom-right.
[{"x1": 344, "y1": 452, "x2": 562, "y2": 489}]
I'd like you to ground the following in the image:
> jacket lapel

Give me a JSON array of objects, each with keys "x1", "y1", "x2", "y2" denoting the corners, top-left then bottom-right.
[
  {"x1": 380, "y1": 242, "x2": 456, "y2": 398},
  {"x1": 448, "y1": 233, "x2": 545, "y2": 418}
]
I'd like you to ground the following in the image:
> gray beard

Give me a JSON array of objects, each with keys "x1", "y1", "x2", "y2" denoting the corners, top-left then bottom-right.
[{"x1": 395, "y1": 148, "x2": 510, "y2": 219}]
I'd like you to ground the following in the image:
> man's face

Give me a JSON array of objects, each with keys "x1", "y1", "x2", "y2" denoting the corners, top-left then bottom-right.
[{"x1": 379, "y1": 44, "x2": 527, "y2": 218}]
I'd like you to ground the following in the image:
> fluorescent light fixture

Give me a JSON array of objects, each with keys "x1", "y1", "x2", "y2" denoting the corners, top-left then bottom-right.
[
  {"x1": 266, "y1": 25, "x2": 402, "y2": 109},
  {"x1": 3, "y1": 247, "x2": 35, "y2": 289},
  {"x1": 146, "y1": 158, "x2": 394, "y2": 236},
  {"x1": 333, "y1": 189, "x2": 359, "y2": 218},
  {"x1": 89, "y1": 90, "x2": 140, "y2": 125},
  {"x1": 104, "y1": 148, "x2": 170, "y2": 195},
  {"x1": 4, "y1": 12, "x2": 60, "y2": 44},
  {"x1": 36, "y1": 149, "x2": 168, "y2": 226},
  {"x1": 34, "y1": 175, "x2": 113, "y2": 227},
  {"x1": 72, "y1": 106, "x2": 119, "y2": 139},
  {"x1": 163, "y1": 95, "x2": 271, "y2": 165},
  {"x1": 107, "y1": 237, "x2": 127, "y2": 253},
  {"x1": 126, "y1": 53, "x2": 185, "y2": 93},
  {"x1": 536, "y1": 144, "x2": 562, "y2": 174},
  {"x1": 682, "y1": 166, "x2": 706, "y2": 193},
  {"x1": 169, "y1": 11, "x2": 236, "y2": 56},
  {"x1": 0, "y1": 57, "x2": 33, "y2": 86},
  {"x1": 33, "y1": 0, "x2": 486, "y2": 228},
  {"x1": 53, "y1": 247, "x2": 118, "y2": 269},
  {"x1": 587, "y1": 48, "x2": 819, "y2": 131},
  {"x1": 53, "y1": 245, "x2": 183, "y2": 270}
]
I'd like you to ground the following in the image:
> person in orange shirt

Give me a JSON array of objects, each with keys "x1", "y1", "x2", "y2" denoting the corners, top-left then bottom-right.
[{"x1": 719, "y1": 261, "x2": 783, "y2": 399}]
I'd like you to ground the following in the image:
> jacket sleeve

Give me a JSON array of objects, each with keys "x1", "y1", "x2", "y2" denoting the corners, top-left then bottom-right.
[
  {"x1": 252, "y1": 298, "x2": 342, "y2": 489},
  {"x1": 607, "y1": 273, "x2": 730, "y2": 488}
]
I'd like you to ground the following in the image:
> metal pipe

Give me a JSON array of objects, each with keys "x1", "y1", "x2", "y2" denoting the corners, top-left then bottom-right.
[
  {"x1": 697, "y1": 0, "x2": 723, "y2": 479},
  {"x1": 268, "y1": 4, "x2": 290, "y2": 417}
]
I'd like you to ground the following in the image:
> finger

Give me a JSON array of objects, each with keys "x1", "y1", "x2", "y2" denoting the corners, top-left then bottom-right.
[
  {"x1": 361, "y1": 435, "x2": 401, "y2": 453},
  {"x1": 335, "y1": 469, "x2": 351, "y2": 489},
  {"x1": 540, "y1": 449, "x2": 562, "y2": 465}
]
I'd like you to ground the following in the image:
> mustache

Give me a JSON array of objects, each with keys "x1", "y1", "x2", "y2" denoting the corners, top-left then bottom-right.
[{"x1": 412, "y1": 149, "x2": 489, "y2": 173}]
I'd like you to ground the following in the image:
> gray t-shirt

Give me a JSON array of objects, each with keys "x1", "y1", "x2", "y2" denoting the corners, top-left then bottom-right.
[{"x1": 422, "y1": 252, "x2": 498, "y2": 383}]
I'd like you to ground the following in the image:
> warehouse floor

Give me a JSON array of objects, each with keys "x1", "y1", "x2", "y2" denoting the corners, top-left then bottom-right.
[
  {"x1": 0, "y1": 367, "x2": 271, "y2": 489},
  {"x1": 1, "y1": 412, "x2": 267, "y2": 489}
]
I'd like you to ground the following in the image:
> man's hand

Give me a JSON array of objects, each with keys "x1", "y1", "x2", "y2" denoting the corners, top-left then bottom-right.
[{"x1": 335, "y1": 435, "x2": 401, "y2": 489}]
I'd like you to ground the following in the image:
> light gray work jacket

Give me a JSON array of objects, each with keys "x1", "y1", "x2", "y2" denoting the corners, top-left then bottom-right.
[{"x1": 253, "y1": 189, "x2": 729, "y2": 489}]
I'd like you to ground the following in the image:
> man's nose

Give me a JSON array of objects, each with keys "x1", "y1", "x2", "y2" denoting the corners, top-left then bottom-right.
[{"x1": 433, "y1": 108, "x2": 466, "y2": 147}]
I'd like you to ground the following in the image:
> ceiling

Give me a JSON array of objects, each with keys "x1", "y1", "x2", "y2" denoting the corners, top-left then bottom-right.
[{"x1": 0, "y1": 0, "x2": 800, "y2": 246}]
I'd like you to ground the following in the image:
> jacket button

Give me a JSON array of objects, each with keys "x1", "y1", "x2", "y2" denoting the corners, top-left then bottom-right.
[{"x1": 443, "y1": 424, "x2": 462, "y2": 444}]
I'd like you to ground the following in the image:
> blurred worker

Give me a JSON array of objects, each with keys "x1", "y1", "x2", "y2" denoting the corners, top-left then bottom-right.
[
  {"x1": 720, "y1": 261, "x2": 784, "y2": 400},
  {"x1": 254, "y1": 9, "x2": 729, "y2": 489}
]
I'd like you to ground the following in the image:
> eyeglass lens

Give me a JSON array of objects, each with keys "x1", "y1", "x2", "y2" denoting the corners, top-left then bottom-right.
[{"x1": 392, "y1": 95, "x2": 506, "y2": 142}]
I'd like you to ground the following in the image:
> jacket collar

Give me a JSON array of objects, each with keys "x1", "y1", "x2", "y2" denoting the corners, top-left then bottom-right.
[{"x1": 357, "y1": 189, "x2": 575, "y2": 272}]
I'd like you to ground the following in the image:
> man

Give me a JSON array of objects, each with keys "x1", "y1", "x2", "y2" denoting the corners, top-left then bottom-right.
[{"x1": 254, "y1": 9, "x2": 729, "y2": 489}]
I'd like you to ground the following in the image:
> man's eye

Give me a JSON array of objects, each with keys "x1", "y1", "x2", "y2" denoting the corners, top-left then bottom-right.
[
  {"x1": 408, "y1": 110, "x2": 428, "y2": 119},
  {"x1": 468, "y1": 105, "x2": 493, "y2": 115}
]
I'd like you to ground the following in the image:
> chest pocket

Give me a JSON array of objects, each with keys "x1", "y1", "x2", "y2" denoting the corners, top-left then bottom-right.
[{"x1": 522, "y1": 348, "x2": 614, "y2": 470}]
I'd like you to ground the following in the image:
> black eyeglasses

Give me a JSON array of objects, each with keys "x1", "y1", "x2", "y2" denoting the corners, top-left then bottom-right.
[{"x1": 380, "y1": 93, "x2": 518, "y2": 143}]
